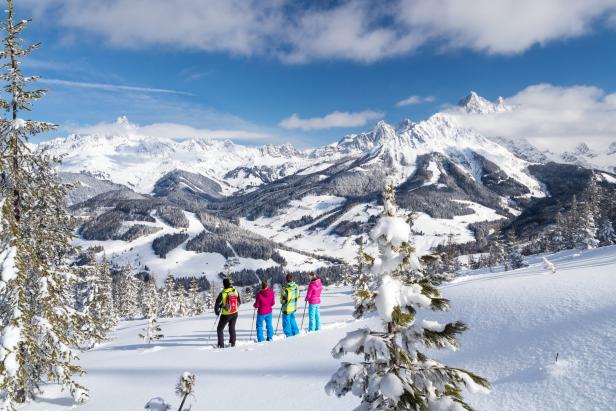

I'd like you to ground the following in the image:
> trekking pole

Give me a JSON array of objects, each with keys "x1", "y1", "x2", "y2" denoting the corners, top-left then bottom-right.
[
  {"x1": 210, "y1": 311, "x2": 221, "y2": 343},
  {"x1": 300, "y1": 302, "x2": 308, "y2": 330},
  {"x1": 249, "y1": 308, "x2": 256, "y2": 342},
  {"x1": 275, "y1": 308, "x2": 282, "y2": 335}
]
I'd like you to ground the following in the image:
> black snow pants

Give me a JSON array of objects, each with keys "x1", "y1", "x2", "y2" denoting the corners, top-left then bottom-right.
[{"x1": 217, "y1": 313, "x2": 238, "y2": 348}]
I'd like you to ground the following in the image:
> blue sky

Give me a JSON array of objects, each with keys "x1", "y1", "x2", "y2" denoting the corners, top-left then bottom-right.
[{"x1": 15, "y1": 0, "x2": 616, "y2": 147}]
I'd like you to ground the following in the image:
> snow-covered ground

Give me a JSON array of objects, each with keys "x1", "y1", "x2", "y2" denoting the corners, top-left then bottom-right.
[{"x1": 29, "y1": 246, "x2": 616, "y2": 410}]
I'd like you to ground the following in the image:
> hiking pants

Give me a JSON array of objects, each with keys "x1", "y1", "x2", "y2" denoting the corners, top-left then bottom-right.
[
  {"x1": 256, "y1": 313, "x2": 274, "y2": 342},
  {"x1": 282, "y1": 312, "x2": 299, "y2": 337},
  {"x1": 217, "y1": 313, "x2": 238, "y2": 348},
  {"x1": 308, "y1": 304, "x2": 320, "y2": 332}
]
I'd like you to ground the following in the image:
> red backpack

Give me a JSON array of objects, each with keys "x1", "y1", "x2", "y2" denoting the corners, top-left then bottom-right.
[{"x1": 223, "y1": 288, "x2": 238, "y2": 314}]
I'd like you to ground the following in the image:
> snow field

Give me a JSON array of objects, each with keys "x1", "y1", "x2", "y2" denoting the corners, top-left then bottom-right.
[{"x1": 27, "y1": 246, "x2": 616, "y2": 410}]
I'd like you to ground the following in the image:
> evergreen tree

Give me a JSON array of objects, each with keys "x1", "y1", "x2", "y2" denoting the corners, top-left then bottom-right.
[
  {"x1": 73, "y1": 261, "x2": 116, "y2": 349},
  {"x1": 241, "y1": 285, "x2": 254, "y2": 303},
  {"x1": 139, "y1": 317, "x2": 163, "y2": 345},
  {"x1": 188, "y1": 278, "x2": 205, "y2": 316},
  {"x1": 160, "y1": 273, "x2": 177, "y2": 318},
  {"x1": 597, "y1": 217, "x2": 616, "y2": 246},
  {"x1": 326, "y1": 184, "x2": 489, "y2": 410},
  {"x1": 95, "y1": 259, "x2": 117, "y2": 333},
  {"x1": 203, "y1": 285, "x2": 214, "y2": 310},
  {"x1": 142, "y1": 277, "x2": 160, "y2": 319},
  {"x1": 549, "y1": 212, "x2": 566, "y2": 252},
  {"x1": 0, "y1": 2, "x2": 91, "y2": 405},
  {"x1": 504, "y1": 231, "x2": 527, "y2": 271},
  {"x1": 486, "y1": 229, "x2": 505, "y2": 269},
  {"x1": 574, "y1": 195, "x2": 599, "y2": 249},
  {"x1": 176, "y1": 283, "x2": 188, "y2": 317},
  {"x1": 114, "y1": 266, "x2": 140, "y2": 320},
  {"x1": 338, "y1": 264, "x2": 354, "y2": 287},
  {"x1": 352, "y1": 237, "x2": 373, "y2": 318}
]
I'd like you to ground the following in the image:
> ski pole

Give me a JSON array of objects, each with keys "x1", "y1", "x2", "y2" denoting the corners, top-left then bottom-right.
[
  {"x1": 300, "y1": 302, "x2": 308, "y2": 330},
  {"x1": 275, "y1": 308, "x2": 282, "y2": 335},
  {"x1": 250, "y1": 308, "x2": 256, "y2": 342},
  {"x1": 210, "y1": 311, "x2": 221, "y2": 342}
]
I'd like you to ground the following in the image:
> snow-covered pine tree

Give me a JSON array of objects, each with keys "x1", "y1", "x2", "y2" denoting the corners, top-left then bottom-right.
[
  {"x1": 142, "y1": 276, "x2": 160, "y2": 319},
  {"x1": 326, "y1": 184, "x2": 489, "y2": 410},
  {"x1": 486, "y1": 229, "x2": 505, "y2": 269},
  {"x1": 96, "y1": 258, "x2": 117, "y2": 332},
  {"x1": 0, "y1": 2, "x2": 93, "y2": 405},
  {"x1": 176, "y1": 283, "x2": 188, "y2": 317},
  {"x1": 504, "y1": 231, "x2": 528, "y2": 271},
  {"x1": 597, "y1": 217, "x2": 616, "y2": 246},
  {"x1": 574, "y1": 195, "x2": 599, "y2": 249},
  {"x1": 339, "y1": 264, "x2": 354, "y2": 287},
  {"x1": 73, "y1": 262, "x2": 116, "y2": 349},
  {"x1": 114, "y1": 265, "x2": 140, "y2": 320},
  {"x1": 139, "y1": 317, "x2": 163, "y2": 344},
  {"x1": 352, "y1": 237, "x2": 373, "y2": 318},
  {"x1": 160, "y1": 273, "x2": 177, "y2": 318},
  {"x1": 549, "y1": 212, "x2": 566, "y2": 252},
  {"x1": 188, "y1": 278, "x2": 205, "y2": 316},
  {"x1": 242, "y1": 285, "x2": 254, "y2": 303},
  {"x1": 203, "y1": 284, "x2": 214, "y2": 310}
]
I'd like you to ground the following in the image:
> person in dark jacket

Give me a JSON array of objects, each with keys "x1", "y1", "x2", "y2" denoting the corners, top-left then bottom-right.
[
  {"x1": 253, "y1": 280, "x2": 275, "y2": 342},
  {"x1": 215, "y1": 278, "x2": 241, "y2": 348}
]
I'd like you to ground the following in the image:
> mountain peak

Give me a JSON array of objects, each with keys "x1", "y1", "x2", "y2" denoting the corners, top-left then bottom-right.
[{"x1": 458, "y1": 91, "x2": 510, "y2": 114}]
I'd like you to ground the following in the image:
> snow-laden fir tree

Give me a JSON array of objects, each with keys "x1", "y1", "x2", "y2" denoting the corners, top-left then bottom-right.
[
  {"x1": 142, "y1": 276, "x2": 160, "y2": 319},
  {"x1": 114, "y1": 265, "x2": 140, "y2": 320},
  {"x1": 73, "y1": 263, "x2": 115, "y2": 349},
  {"x1": 203, "y1": 285, "x2": 214, "y2": 310},
  {"x1": 187, "y1": 278, "x2": 205, "y2": 316},
  {"x1": 597, "y1": 217, "x2": 616, "y2": 246},
  {"x1": 139, "y1": 317, "x2": 163, "y2": 345},
  {"x1": 96, "y1": 258, "x2": 117, "y2": 332},
  {"x1": 352, "y1": 237, "x2": 372, "y2": 312},
  {"x1": 326, "y1": 184, "x2": 489, "y2": 410},
  {"x1": 160, "y1": 273, "x2": 177, "y2": 318},
  {"x1": 242, "y1": 285, "x2": 254, "y2": 303},
  {"x1": 339, "y1": 264, "x2": 354, "y2": 287},
  {"x1": 503, "y1": 231, "x2": 527, "y2": 271},
  {"x1": 0, "y1": 1, "x2": 93, "y2": 405},
  {"x1": 176, "y1": 283, "x2": 188, "y2": 317},
  {"x1": 486, "y1": 229, "x2": 504, "y2": 269},
  {"x1": 574, "y1": 195, "x2": 599, "y2": 249},
  {"x1": 549, "y1": 212, "x2": 566, "y2": 252}
]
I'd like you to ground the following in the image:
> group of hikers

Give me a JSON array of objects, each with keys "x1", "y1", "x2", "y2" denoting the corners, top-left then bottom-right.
[{"x1": 214, "y1": 272, "x2": 323, "y2": 348}]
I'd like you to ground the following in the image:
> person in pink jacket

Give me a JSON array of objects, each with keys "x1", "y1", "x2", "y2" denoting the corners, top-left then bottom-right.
[
  {"x1": 305, "y1": 272, "x2": 323, "y2": 332},
  {"x1": 253, "y1": 280, "x2": 275, "y2": 342}
]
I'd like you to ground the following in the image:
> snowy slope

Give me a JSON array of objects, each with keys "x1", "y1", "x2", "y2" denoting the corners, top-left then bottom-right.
[
  {"x1": 28, "y1": 246, "x2": 616, "y2": 411},
  {"x1": 75, "y1": 209, "x2": 315, "y2": 284}
]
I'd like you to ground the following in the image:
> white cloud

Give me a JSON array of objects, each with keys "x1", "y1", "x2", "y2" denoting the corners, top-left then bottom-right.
[
  {"x1": 395, "y1": 95, "x2": 435, "y2": 107},
  {"x1": 74, "y1": 117, "x2": 272, "y2": 141},
  {"x1": 40, "y1": 78, "x2": 192, "y2": 95},
  {"x1": 279, "y1": 110, "x2": 384, "y2": 130},
  {"x1": 450, "y1": 84, "x2": 616, "y2": 150},
  {"x1": 23, "y1": 0, "x2": 616, "y2": 63}
]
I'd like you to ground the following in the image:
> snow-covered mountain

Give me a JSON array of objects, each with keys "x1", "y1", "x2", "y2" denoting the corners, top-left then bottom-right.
[
  {"x1": 39, "y1": 116, "x2": 313, "y2": 195},
  {"x1": 44, "y1": 93, "x2": 616, "y2": 282}
]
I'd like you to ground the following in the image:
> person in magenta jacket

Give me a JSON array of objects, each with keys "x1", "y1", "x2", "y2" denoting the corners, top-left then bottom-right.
[
  {"x1": 253, "y1": 280, "x2": 275, "y2": 342},
  {"x1": 305, "y1": 272, "x2": 323, "y2": 332}
]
